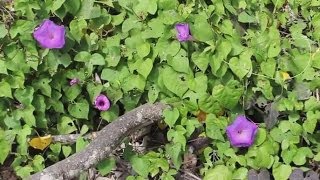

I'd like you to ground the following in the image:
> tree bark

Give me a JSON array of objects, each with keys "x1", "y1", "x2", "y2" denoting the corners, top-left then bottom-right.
[{"x1": 29, "y1": 103, "x2": 168, "y2": 180}]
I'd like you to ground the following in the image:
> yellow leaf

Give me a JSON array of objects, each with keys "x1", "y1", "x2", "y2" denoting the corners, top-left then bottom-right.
[
  {"x1": 281, "y1": 71, "x2": 291, "y2": 81},
  {"x1": 29, "y1": 135, "x2": 52, "y2": 150}
]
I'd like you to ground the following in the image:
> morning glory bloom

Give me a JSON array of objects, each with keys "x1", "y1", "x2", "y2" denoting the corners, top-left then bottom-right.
[
  {"x1": 175, "y1": 23, "x2": 192, "y2": 42},
  {"x1": 33, "y1": 19, "x2": 65, "y2": 49},
  {"x1": 69, "y1": 78, "x2": 80, "y2": 86},
  {"x1": 226, "y1": 115, "x2": 258, "y2": 147},
  {"x1": 94, "y1": 94, "x2": 110, "y2": 111}
]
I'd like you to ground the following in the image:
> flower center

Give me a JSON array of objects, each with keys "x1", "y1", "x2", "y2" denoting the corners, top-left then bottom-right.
[
  {"x1": 48, "y1": 33, "x2": 54, "y2": 40},
  {"x1": 98, "y1": 101, "x2": 105, "y2": 106},
  {"x1": 237, "y1": 130, "x2": 243, "y2": 134},
  {"x1": 180, "y1": 32, "x2": 188, "y2": 38}
]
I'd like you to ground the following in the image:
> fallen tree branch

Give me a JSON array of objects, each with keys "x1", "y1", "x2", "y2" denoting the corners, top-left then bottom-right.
[
  {"x1": 51, "y1": 132, "x2": 98, "y2": 144},
  {"x1": 30, "y1": 103, "x2": 168, "y2": 180},
  {"x1": 51, "y1": 124, "x2": 151, "y2": 144}
]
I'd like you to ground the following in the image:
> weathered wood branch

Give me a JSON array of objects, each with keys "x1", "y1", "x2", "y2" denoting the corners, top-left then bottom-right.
[
  {"x1": 29, "y1": 103, "x2": 168, "y2": 180},
  {"x1": 51, "y1": 132, "x2": 98, "y2": 144}
]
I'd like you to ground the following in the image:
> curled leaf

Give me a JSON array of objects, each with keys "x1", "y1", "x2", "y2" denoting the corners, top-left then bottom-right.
[
  {"x1": 29, "y1": 135, "x2": 52, "y2": 150},
  {"x1": 281, "y1": 71, "x2": 291, "y2": 81}
]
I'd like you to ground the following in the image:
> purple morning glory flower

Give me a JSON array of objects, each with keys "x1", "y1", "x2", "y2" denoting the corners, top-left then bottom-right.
[
  {"x1": 226, "y1": 115, "x2": 258, "y2": 147},
  {"x1": 94, "y1": 94, "x2": 110, "y2": 111},
  {"x1": 175, "y1": 23, "x2": 192, "y2": 42},
  {"x1": 69, "y1": 78, "x2": 80, "y2": 86},
  {"x1": 33, "y1": 19, "x2": 65, "y2": 49}
]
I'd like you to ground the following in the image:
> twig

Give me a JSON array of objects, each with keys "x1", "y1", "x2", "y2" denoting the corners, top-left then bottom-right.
[{"x1": 29, "y1": 103, "x2": 168, "y2": 180}]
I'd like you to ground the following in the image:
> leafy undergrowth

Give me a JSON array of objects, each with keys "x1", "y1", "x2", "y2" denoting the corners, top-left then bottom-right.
[{"x1": 0, "y1": 0, "x2": 320, "y2": 179}]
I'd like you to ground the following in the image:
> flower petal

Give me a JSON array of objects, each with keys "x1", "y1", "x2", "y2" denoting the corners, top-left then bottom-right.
[
  {"x1": 226, "y1": 115, "x2": 258, "y2": 147},
  {"x1": 94, "y1": 94, "x2": 111, "y2": 111},
  {"x1": 175, "y1": 23, "x2": 191, "y2": 42},
  {"x1": 33, "y1": 19, "x2": 66, "y2": 49}
]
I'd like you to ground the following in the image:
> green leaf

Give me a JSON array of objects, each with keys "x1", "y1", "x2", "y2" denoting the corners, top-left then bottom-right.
[
  {"x1": 51, "y1": 0, "x2": 65, "y2": 12},
  {"x1": 261, "y1": 58, "x2": 276, "y2": 77},
  {"x1": 122, "y1": 17, "x2": 142, "y2": 33},
  {"x1": 192, "y1": 52, "x2": 210, "y2": 72},
  {"x1": 9, "y1": 20, "x2": 34, "y2": 38},
  {"x1": 97, "y1": 158, "x2": 116, "y2": 176},
  {"x1": 229, "y1": 50, "x2": 252, "y2": 79},
  {"x1": 0, "y1": 80, "x2": 12, "y2": 98},
  {"x1": 90, "y1": 53, "x2": 105, "y2": 65},
  {"x1": 130, "y1": 155, "x2": 150, "y2": 177},
  {"x1": 229, "y1": 57, "x2": 247, "y2": 79},
  {"x1": 215, "y1": 80, "x2": 243, "y2": 109},
  {"x1": 62, "y1": 146, "x2": 72, "y2": 158},
  {"x1": 32, "y1": 155, "x2": 44, "y2": 172},
  {"x1": 273, "y1": 164, "x2": 292, "y2": 180},
  {"x1": 68, "y1": 100, "x2": 89, "y2": 119},
  {"x1": 76, "y1": 137, "x2": 88, "y2": 152},
  {"x1": 101, "y1": 106, "x2": 119, "y2": 122},
  {"x1": 147, "y1": 85, "x2": 159, "y2": 103},
  {"x1": 57, "y1": 116, "x2": 77, "y2": 134},
  {"x1": 188, "y1": 73, "x2": 208, "y2": 93},
  {"x1": 105, "y1": 46, "x2": 121, "y2": 67},
  {"x1": 15, "y1": 166, "x2": 34, "y2": 178},
  {"x1": 101, "y1": 68, "x2": 119, "y2": 82},
  {"x1": 33, "y1": 78, "x2": 52, "y2": 97},
  {"x1": 165, "y1": 143, "x2": 183, "y2": 169},
  {"x1": 281, "y1": 148, "x2": 297, "y2": 164},
  {"x1": 137, "y1": 58, "x2": 153, "y2": 78},
  {"x1": 232, "y1": 167, "x2": 248, "y2": 180},
  {"x1": 253, "y1": 78, "x2": 274, "y2": 100},
  {"x1": 268, "y1": 42, "x2": 281, "y2": 58},
  {"x1": 314, "y1": 152, "x2": 320, "y2": 161},
  {"x1": 0, "y1": 23, "x2": 8, "y2": 39},
  {"x1": 238, "y1": 12, "x2": 256, "y2": 23},
  {"x1": 14, "y1": 87, "x2": 34, "y2": 107},
  {"x1": 255, "y1": 128, "x2": 267, "y2": 146},
  {"x1": 77, "y1": 0, "x2": 101, "y2": 19},
  {"x1": 64, "y1": 0, "x2": 81, "y2": 15},
  {"x1": 133, "y1": 0, "x2": 157, "y2": 15},
  {"x1": 206, "y1": 114, "x2": 225, "y2": 141},
  {"x1": 121, "y1": 74, "x2": 146, "y2": 92},
  {"x1": 21, "y1": 106, "x2": 36, "y2": 126},
  {"x1": 292, "y1": 147, "x2": 314, "y2": 165},
  {"x1": 198, "y1": 94, "x2": 223, "y2": 114},
  {"x1": 162, "y1": 66, "x2": 188, "y2": 97},
  {"x1": 158, "y1": 0, "x2": 178, "y2": 10},
  {"x1": 137, "y1": 42, "x2": 150, "y2": 58},
  {"x1": 64, "y1": 86, "x2": 82, "y2": 101},
  {"x1": 142, "y1": 19, "x2": 165, "y2": 39},
  {"x1": 0, "y1": 59, "x2": 7, "y2": 74},
  {"x1": 167, "y1": 126, "x2": 187, "y2": 150},
  {"x1": 304, "y1": 97, "x2": 320, "y2": 111},
  {"x1": 163, "y1": 108, "x2": 179, "y2": 128},
  {"x1": 86, "y1": 83, "x2": 103, "y2": 102},
  {"x1": 254, "y1": 148, "x2": 273, "y2": 168},
  {"x1": 70, "y1": 19, "x2": 87, "y2": 43},
  {"x1": 50, "y1": 143, "x2": 61, "y2": 155},
  {"x1": 156, "y1": 40, "x2": 180, "y2": 59},
  {"x1": 168, "y1": 49, "x2": 190, "y2": 74},
  {"x1": 204, "y1": 165, "x2": 232, "y2": 180},
  {"x1": 303, "y1": 111, "x2": 320, "y2": 134},
  {"x1": 74, "y1": 51, "x2": 91, "y2": 62},
  {"x1": 191, "y1": 15, "x2": 214, "y2": 42},
  {"x1": 0, "y1": 139, "x2": 10, "y2": 164}
]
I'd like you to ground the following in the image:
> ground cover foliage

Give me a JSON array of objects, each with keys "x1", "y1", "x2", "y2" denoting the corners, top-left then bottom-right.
[{"x1": 0, "y1": 0, "x2": 320, "y2": 179}]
